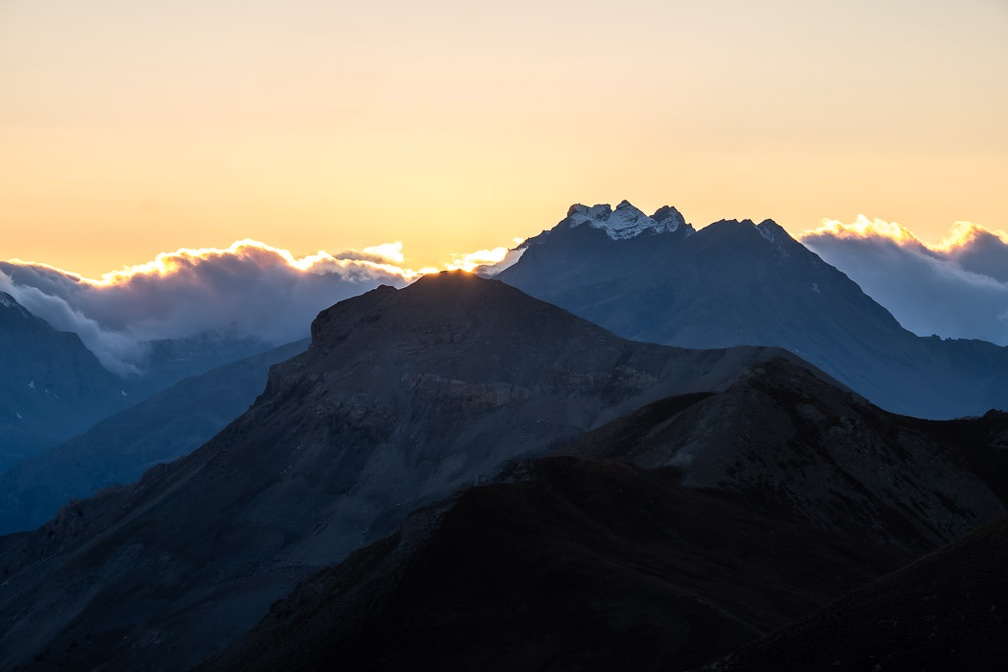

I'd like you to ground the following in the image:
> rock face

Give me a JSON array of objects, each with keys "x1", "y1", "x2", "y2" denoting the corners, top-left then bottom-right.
[
  {"x1": 0, "y1": 292, "x2": 131, "y2": 469},
  {"x1": 200, "y1": 361, "x2": 1008, "y2": 671},
  {"x1": 0, "y1": 339, "x2": 309, "y2": 534},
  {"x1": 0, "y1": 272, "x2": 794, "y2": 671},
  {"x1": 3, "y1": 272, "x2": 1006, "y2": 671},
  {"x1": 562, "y1": 357, "x2": 1007, "y2": 552},
  {"x1": 497, "y1": 204, "x2": 1008, "y2": 419}
]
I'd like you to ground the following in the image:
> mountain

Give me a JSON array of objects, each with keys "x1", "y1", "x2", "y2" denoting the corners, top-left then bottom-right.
[
  {"x1": 0, "y1": 286, "x2": 285, "y2": 472},
  {"x1": 497, "y1": 202, "x2": 1008, "y2": 419},
  {"x1": 0, "y1": 272, "x2": 795, "y2": 671},
  {"x1": 0, "y1": 292, "x2": 132, "y2": 470},
  {"x1": 4, "y1": 274, "x2": 1006, "y2": 670},
  {"x1": 0, "y1": 338, "x2": 308, "y2": 534},
  {"x1": 130, "y1": 331, "x2": 279, "y2": 399},
  {"x1": 701, "y1": 513, "x2": 1008, "y2": 671},
  {"x1": 199, "y1": 456, "x2": 914, "y2": 672},
  {"x1": 200, "y1": 358, "x2": 1008, "y2": 671}
]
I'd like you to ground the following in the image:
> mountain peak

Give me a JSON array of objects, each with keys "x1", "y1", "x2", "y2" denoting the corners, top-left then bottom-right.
[
  {"x1": 564, "y1": 201, "x2": 683, "y2": 240},
  {"x1": 0, "y1": 291, "x2": 42, "y2": 324},
  {"x1": 756, "y1": 219, "x2": 791, "y2": 243}
]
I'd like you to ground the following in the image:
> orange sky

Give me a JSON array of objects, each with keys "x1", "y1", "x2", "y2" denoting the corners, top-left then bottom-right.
[{"x1": 2, "y1": 1, "x2": 1006, "y2": 279}]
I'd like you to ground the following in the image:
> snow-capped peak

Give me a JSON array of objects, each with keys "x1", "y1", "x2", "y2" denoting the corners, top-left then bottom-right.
[{"x1": 564, "y1": 200, "x2": 684, "y2": 240}]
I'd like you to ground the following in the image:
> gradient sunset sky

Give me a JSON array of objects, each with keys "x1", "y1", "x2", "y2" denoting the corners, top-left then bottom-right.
[{"x1": 2, "y1": 0, "x2": 1006, "y2": 278}]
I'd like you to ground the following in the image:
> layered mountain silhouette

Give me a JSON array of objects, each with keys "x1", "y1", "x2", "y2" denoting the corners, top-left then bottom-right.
[
  {"x1": 199, "y1": 455, "x2": 915, "y2": 672},
  {"x1": 0, "y1": 292, "x2": 132, "y2": 469},
  {"x1": 0, "y1": 272, "x2": 797, "y2": 670},
  {"x1": 0, "y1": 338, "x2": 308, "y2": 534},
  {"x1": 201, "y1": 357, "x2": 1008, "y2": 671},
  {"x1": 497, "y1": 201, "x2": 1008, "y2": 419},
  {"x1": 2, "y1": 273, "x2": 1006, "y2": 670}
]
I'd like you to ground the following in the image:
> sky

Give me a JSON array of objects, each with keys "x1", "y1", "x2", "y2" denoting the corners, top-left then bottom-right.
[{"x1": 2, "y1": 0, "x2": 1007, "y2": 279}]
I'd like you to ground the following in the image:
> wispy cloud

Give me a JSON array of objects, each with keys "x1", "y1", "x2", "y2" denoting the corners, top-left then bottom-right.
[
  {"x1": 799, "y1": 217, "x2": 1008, "y2": 345},
  {"x1": 0, "y1": 240, "x2": 420, "y2": 376},
  {"x1": 448, "y1": 238, "x2": 527, "y2": 274}
]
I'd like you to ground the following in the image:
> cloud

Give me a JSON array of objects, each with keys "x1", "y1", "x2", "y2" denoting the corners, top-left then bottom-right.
[
  {"x1": 799, "y1": 217, "x2": 1008, "y2": 345},
  {"x1": 0, "y1": 240, "x2": 418, "y2": 376},
  {"x1": 450, "y1": 238, "x2": 528, "y2": 275}
]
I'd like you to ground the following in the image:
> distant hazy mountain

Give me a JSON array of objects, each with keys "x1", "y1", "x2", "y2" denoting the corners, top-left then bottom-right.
[
  {"x1": 130, "y1": 331, "x2": 279, "y2": 398},
  {"x1": 0, "y1": 272, "x2": 806, "y2": 671},
  {"x1": 0, "y1": 290, "x2": 287, "y2": 471},
  {"x1": 498, "y1": 201, "x2": 1008, "y2": 418},
  {"x1": 0, "y1": 338, "x2": 308, "y2": 534},
  {"x1": 0, "y1": 292, "x2": 132, "y2": 469}
]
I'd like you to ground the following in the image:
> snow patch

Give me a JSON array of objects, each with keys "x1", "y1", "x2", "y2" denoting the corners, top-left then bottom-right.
[{"x1": 565, "y1": 200, "x2": 684, "y2": 240}]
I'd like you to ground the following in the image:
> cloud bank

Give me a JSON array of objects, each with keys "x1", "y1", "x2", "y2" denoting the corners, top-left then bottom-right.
[
  {"x1": 799, "y1": 216, "x2": 1008, "y2": 345},
  {"x1": 0, "y1": 240, "x2": 419, "y2": 376}
]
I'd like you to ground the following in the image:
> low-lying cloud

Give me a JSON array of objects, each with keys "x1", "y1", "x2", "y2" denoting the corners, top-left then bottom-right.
[
  {"x1": 799, "y1": 216, "x2": 1008, "y2": 345},
  {"x1": 0, "y1": 240, "x2": 419, "y2": 376}
]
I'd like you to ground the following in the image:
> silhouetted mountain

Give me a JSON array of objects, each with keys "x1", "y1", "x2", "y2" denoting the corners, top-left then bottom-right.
[
  {"x1": 498, "y1": 203, "x2": 1008, "y2": 418},
  {"x1": 0, "y1": 292, "x2": 131, "y2": 470},
  {"x1": 701, "y1": 513, "x2": 1008, "y2": 671},
  {"x1": 0, "y1": 273, "x2": 793, "y2": 671},
  {"x1": 201, "y1": 360, "x2": 1008, "y2": 671},
  {"x1": 562, "y1": 357, "x2": 1007, "y2": 551},
  {"x1": 0, "y1": 338, "x2": 308, "y2": 534},
  {"x1": 199, "y1": 456, "x2": 914, "y2": 672}
]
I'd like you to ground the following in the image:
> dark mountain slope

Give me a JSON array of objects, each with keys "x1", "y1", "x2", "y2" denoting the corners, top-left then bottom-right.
[
  {"x1": 0, "y1": 338, "x2": 308, "y2": 534},
  {"x1": 0, "y1": 272, "x2": 792, "y2": 671},
  {"x1": 0, "y1": 292, "x2": 131, "y2": 469},
  {"x1": 200, "y1": 457, "x2": 914, "y2": 672},
  {"x1": 701, "y1": 513, "x2": 1008, "y2": 671},
  {"x1": 498, "y1": 204, "x2": 1008, "y2": 418},
  {"x1": 562, "y1": 357, "x2": 1007, "y2": 551},
  {"x1": 201, "y1": 360, "x2": 1008, "y2": 671}
]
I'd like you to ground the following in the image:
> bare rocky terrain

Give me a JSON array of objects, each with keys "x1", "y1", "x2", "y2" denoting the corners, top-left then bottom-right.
[
  {"x1": 0, "y1": 273, "x2": 798, "y2": 671},
  {"x1": 3, "y1": 272, "x2": 1006, "y2": 671}
]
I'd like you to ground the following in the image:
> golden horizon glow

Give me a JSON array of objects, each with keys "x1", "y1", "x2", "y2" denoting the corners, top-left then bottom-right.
[
  {"x1": 2, "y1": 1, "x2": 1006, "y2": 276},
  {"x1": 4, "y1": 240, "x2": 428, "y2": 287},
  {"x1": 801, "y1": 215, "x2": 922, "y2": 246},
  {"x1": 799, "y1": 216, "x2": 1008, "y2": 255}
]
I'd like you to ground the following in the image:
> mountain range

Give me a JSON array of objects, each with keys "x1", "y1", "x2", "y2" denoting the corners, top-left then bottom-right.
[
  {"x1": 0, "y1": 272, "x2": 808, "y2": 670},
  {"x1": 498, "y1": 201, "x2": 1008, "y2": 419},
  {"x1": 0, "y1": 292, "x2": 131, "y2": 470},
  {"x1": 1, "y1": 272, "x2": 1006, "y2": 670},
  {"x1": 0, "y1": 338, "x2": 308, "y2": 534},
  {"x1": 2, "y1": 201, "x2": 1008, "y2": 670}
]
